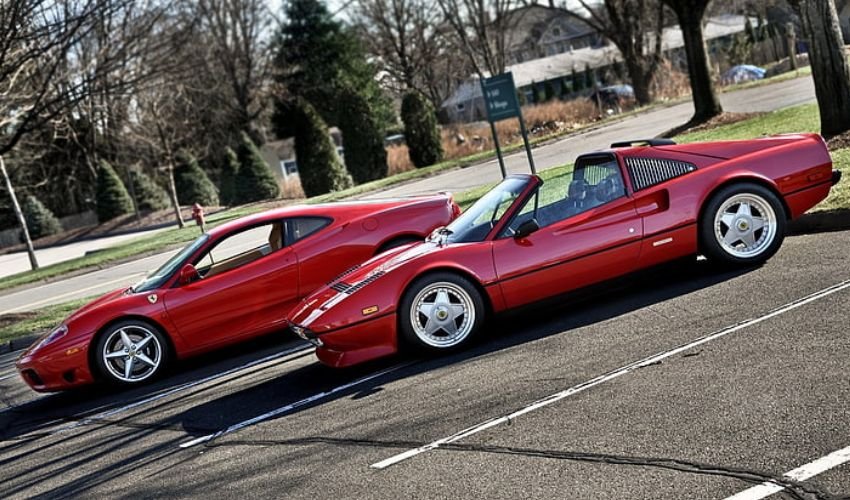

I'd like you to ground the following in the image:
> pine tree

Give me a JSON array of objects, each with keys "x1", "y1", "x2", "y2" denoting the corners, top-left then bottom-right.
[
  {"x1": 272, "y1": 0, "x2": 395, "y2": 135},
  {"x1": 291, "y1": 99, "x2": 353, "y2": 196},
  {"x1": 401, "y1": 91, "x2": 443, "y2": 169},
  {"x1": 96, "y1": 160, "x2": 134, "y2": 222},
  {"x1": 174, "y1": 152, "x2": 220, "y2": 206},
  {"x1": 336, "y1": 87, "x2": 387, "y2": 183},
  {"x1": 234, "y1": 132, "x2": 280, "y2": 203},
  {"x1": 130, "y1": 169, "x2": 170, "y2": 212},
  {"x1": 219, "y1": 147, "x2": 240, "y2": 206},
  {"x1": 22, "y1": 196, "x2": 61, "y2": 239}
]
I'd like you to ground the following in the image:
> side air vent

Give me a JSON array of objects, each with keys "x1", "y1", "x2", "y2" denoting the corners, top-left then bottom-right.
[
  {"x1": 328, "y1": 264, "x2": 360, "y2": 285},
  {"x1": 329, "y1": 271, "x2": 386, "y2": 295},
  {"x1": 625, "y1": 157, "x2": 697, "y2": 191}
]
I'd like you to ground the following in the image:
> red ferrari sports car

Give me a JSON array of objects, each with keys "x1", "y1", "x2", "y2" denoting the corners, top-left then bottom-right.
[
  {"x1": 288, "y1": 134, "x2": 841, "y2": 368},
  {"x1": 17, "y1": 195, "x2": 459, "y2": 391}
]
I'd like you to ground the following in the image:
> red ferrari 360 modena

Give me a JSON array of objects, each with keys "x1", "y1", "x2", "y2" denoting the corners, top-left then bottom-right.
[
  {"x1": 17, "y1": 195, "x2": 459, "y2": 391},
  {"x1": 289, "y1": 134, "x2": 841, "y2": 368}
]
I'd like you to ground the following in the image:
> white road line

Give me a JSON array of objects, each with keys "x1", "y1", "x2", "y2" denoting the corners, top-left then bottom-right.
[
  {"x1": 371, "y1": 277, "x2": 850, "y2": 470},
  {"x1": 724, "y1": 444, "x2": 850, "y2": 500},
  {"x1": 179, "y1": 362, "x2": 412, "y2": 449},
  {"x1": 0, "y1": 272, "x2": 145, "y2": 316},
  {"x1": 48, "y1": 343, "x2": 314, "y2": 434}
]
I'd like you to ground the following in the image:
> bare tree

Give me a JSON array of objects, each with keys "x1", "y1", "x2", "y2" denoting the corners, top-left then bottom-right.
[
  {"x1": 0, "y1": 0, "x2": 176, "y2": 269},
  {"x1": 436, "y1": 0, "x2": 517, "y2": 78},
  {"x1": 354, "y1": 0, "x2": 469, "y2": 107},
  {"x1": 661, "y1": 0, "x2": 723, "y2": 124},
  {"x1": 789, "y1": 0, "x2": 850, "y2": 139},
  {"x1": 565, "y1": 0, "x2": 666, "y2": 105},
  {"x1": 197, "y1": 0, "x2": 271, "y2": 142}
]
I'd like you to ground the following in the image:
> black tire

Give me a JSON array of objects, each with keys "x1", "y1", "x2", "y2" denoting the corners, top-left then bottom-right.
[
  {"x1": 699, "y1": 182, "x2": 786, "y2": 267},
  {"x1": 399, "y1": 272, "x2": 485, "y2": 354},
  {"x1": 93, "y1": 319, "x2": 170, "y2": 386},
  {"x1": 376, "y1": 235, "x2": 421, "y2": 255}
]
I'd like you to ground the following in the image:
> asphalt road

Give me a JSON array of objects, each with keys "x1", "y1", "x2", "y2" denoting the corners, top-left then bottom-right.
[
  {"x1": 0, "y1": 75, "x2": 816, "y2": 313},
  {"x1": 1, "y1": 228, "x2": 848, "y2": 499}
]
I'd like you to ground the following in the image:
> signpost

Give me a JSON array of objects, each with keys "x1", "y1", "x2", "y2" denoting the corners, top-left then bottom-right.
[{"x1": 480, "y1": 72, "x2": 536, "y2": 178}]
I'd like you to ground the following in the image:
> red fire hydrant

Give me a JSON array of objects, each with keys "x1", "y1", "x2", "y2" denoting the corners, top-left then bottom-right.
[{"x1": 191, "y1": 203, "x2": 206, "y2": 234}]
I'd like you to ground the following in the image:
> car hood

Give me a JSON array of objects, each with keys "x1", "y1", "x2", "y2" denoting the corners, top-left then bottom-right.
[
  {"x1": 65, "y1": 288, "x2": 129, "y2": 324},
  {"x1": 289, "y1": 240, "x2": 444, "y2": 331}
]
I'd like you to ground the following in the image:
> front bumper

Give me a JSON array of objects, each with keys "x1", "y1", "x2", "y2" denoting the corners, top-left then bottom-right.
[
  {"x1": 833, "y1": 169, "x2": 842, "y2": 186},
  {"x1": 16, "y1": 344, "x2": 94, "y2": 392},
  {"x1": 296, "y1": 313, "x2": 399, "y2": 368}
]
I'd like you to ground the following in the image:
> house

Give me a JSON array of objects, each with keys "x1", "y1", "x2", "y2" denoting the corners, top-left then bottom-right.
[
  {"x1": 259, "y1": 128, "x2": 344, "y2": 181},
  {"x1": 442, "y1": 14, "x2": 757, "y2": 123},
  {"x1": 504, "y1": 5, "x2": 603, "y2": 64}
]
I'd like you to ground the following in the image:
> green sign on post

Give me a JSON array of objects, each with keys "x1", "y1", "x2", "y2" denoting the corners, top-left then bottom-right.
[{"x1": 480, "y1": 72, "x2": 536, "y2": 178}]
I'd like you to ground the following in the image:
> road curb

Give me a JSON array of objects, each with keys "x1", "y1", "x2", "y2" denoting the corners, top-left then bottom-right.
[
  {"x1": 1, "y1": 334, "x2": 38, "y2": 355},
  {"x1": 789, "y1": 209, "x2": 850, "y2": 235}
]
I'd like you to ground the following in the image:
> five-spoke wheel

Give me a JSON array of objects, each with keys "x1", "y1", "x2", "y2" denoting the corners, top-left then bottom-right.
[
  {"x1": 94, "y1": 320, "x2": 169, "y2": 385},
  {"x1": 400, "y1": 272, "x2": 485, "y2": 352},
  {"x1": 701, "y1": 183, "x2": 786, "y2": 266}
]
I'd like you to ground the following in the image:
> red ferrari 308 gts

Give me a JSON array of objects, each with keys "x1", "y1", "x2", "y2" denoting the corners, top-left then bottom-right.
[
  {"x1": 17, "y1": 195, "x2": 459, "y2": 391},
  {"x1": 288, "y1": 134, "x2": 841, "y2": 368}
]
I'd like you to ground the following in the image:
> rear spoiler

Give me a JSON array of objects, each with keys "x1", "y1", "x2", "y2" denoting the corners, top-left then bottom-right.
[{"x1": 611, "y1": 138, "x2": 676, "y2": 148}]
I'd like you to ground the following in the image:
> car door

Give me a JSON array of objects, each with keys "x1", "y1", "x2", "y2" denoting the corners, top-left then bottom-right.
[
  {"x1": 492, "y1": 155, "x2": 643, "y2": 309},
  {"x1": 163, "y1": 221, "x2": 299, "y2": 350}
]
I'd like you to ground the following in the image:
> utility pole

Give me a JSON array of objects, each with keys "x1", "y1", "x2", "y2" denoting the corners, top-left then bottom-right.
[{"x1": 0, "y1": 155, "x2": 39, "y2": 270}]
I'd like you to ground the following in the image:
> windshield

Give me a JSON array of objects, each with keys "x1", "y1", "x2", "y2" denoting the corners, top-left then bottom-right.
[
  {"x1": 133, "y1": 234, "x2": 209, "y2": 293},
  {"x1": 443, "y1": 176, "x2": 529, "y2": 243}
]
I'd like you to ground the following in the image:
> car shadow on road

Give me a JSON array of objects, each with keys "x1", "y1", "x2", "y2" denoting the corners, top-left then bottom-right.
[
  {"x1": 0, "y1": 334, "x2": 309, "y2": 442},
  {"x1": 169, "y1": 257, "x2": 755, "y2": 440}
]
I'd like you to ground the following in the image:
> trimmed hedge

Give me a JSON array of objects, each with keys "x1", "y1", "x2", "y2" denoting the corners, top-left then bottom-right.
[
  {"x1": 22, "y1": 196, "x2": 61, "y2": 240},
  {"x1": 130, "y1": 169, "x2": 170, "y2": 212},
  {"x1": 235, "y1": 132, "x2": 280, "y2": 203},
  {"x1": 292, "y1": 99, "x2": 353, "y2": 196},
  {"x1": 96, "y1": 160, "x2": 134, "y2": 222},
  {"x1": 401, "y1": 91, "x2": 443, "y2": 168},
  {"x1": 174, "y1": 152, "x2": 219, "y2": 206}
]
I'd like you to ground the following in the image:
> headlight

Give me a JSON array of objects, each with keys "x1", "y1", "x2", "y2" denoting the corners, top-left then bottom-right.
[
  {"x1": 35, "y1": 324, "x2": 68, "y2": 350},
  {"x1": 290, "y1": 324, "x2": 322, "y2": 347}
]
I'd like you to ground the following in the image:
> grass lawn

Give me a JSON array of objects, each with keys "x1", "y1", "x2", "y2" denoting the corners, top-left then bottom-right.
[{"x1": 0, "y1": 296, "x2": 94, "y2": 344}]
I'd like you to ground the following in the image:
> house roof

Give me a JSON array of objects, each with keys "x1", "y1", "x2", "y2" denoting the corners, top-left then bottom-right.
[
  {"x1": 503, "y1": 5, "x2": 595, "y2": 51},
  {"x1": 442, "y1": 14, "x2": 753, "y2": 108}
]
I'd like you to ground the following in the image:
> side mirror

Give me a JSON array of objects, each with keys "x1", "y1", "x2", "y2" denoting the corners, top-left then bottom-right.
[
  {"x1": 178, "y1": 263, "x2": 200, "y2": 285},
  {"x1": 514, "y1": 219, "x2": 540, "y2": 239}
]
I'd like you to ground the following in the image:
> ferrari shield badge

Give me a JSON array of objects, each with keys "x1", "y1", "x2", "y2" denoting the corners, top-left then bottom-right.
[{"x1": 147, "y1": 294, "x2": 158, "y2": 304}]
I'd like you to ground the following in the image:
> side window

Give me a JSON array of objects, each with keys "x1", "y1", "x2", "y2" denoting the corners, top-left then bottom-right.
[
  {"x1": 195, "y1": 222, "x2": 283, "y2": 278},
  {"x1": 285, "y1": 217, "x2": 331, "y2": 245},
  {"x1": 501, "y1": 156, "x2": 625, "y2": 236}
]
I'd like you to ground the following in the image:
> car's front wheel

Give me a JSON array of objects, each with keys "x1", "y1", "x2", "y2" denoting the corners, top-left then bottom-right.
[
  {"x1": 399, "y1": 272, "x2": 485, "y2": 353},
  {"x1": 700, "y1": 183, "x2": 786, "y2": 266},
  {"x1": 94, "y1": 320, "x2": 169, "y2": 386}
]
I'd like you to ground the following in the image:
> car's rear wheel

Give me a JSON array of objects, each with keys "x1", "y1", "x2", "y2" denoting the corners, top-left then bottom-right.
[
  {"x1": 700, "y1": 183, "x2": 786, "y2": 266},
  {"x1": 94, "y1": 320, "x2": 169, "y2": 386},
  {"x1": 399, "y1": 272, "x2": 485, "y2": 353}
]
